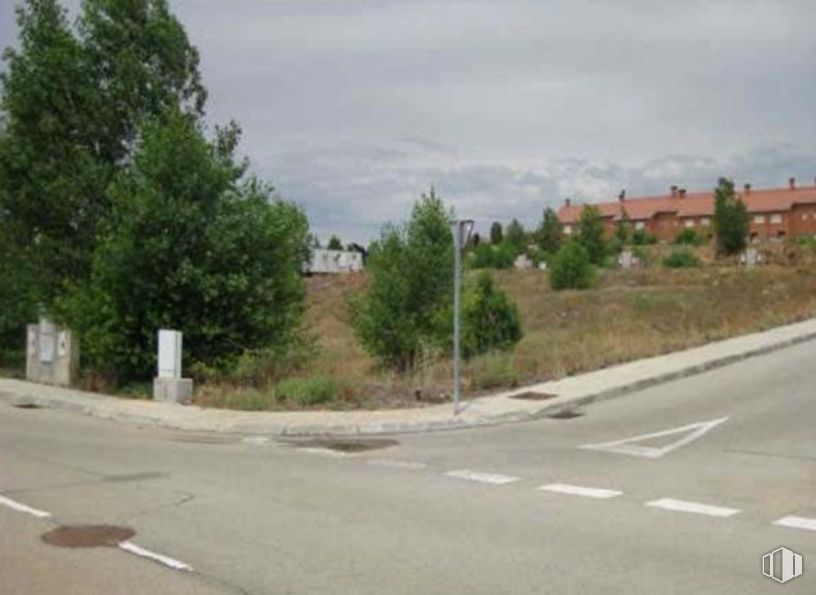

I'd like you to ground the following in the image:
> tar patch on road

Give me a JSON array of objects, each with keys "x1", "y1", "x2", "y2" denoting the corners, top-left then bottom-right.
[
  {"x1": 284, "y1": 438, "x2": 399, "y2": 453},
  {"x1": 547, "y1": 409, "x2": 585, "y2": 420},
  {"x1": 510, "y1": 391, "x2": 558, "y2": 401},
  {"x1": 41, "y1": 525, "x2": 135, "y2": 548},
  {"x1": 12, "y1": 402, "x2": 42, "y2": 409}
]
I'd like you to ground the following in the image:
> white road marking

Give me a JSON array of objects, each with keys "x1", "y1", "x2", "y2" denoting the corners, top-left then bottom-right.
[
  {"x1": 580, "y1": 417, "x2": 729, "y2": 459},
  {"x1": 773, "y1": 516, "x2": 816, "y2": 532},
  {"x1": 119, "y1": 541, "x2": 192, "y2": 571},
  {"x1": 538, "y1": 483, "x2": 623, "y2": 499},
  {"x1": 645, "y1": 497, "x2": 741, "y2": 518},
  {"x1": 0, "y1": 495, "x2": 51, "y2": 518},
  {"x1": 241, "y1": 436, "x2": 270, "y2": 445},
  {"x1": 445, "y1": 470, "x2": 520, "y2": 485},
  {"x1": 367, "y1": 458, "x2": 427, "y2": 470}
]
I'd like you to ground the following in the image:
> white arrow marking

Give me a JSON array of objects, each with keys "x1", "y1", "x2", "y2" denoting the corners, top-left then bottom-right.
[{"x1": 579, "y1": 417, "x2": 729, "y2": 459}]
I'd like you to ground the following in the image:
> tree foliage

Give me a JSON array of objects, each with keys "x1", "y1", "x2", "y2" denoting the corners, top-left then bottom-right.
[
  {"x1": 327, "y1": 235, "x2": 343, "y2": 250},
  {"x1": 461, "y1": 272, "x2": 523, "y2": 358},
  {"x1": 505, "y1": 218, "x2": 526, "y2": 253},
  {"x1": 577, "y1": 205, "x2": 607, "y2": 265},
  {"x1": 713, "y1": 177, "x2": 749, "y2": 256},
  {"x1": 54, "y1": 110, "x2": 309, "y2": 381},
  {"x1": 549, "y1": 241, "x2": 594, "y2": 290},
  {"x1": 489, "y1": 221, "x2": 503, "y2": 244},
  {"x1": 535, "y1": 207, "x2": 563, "y2": 255}
]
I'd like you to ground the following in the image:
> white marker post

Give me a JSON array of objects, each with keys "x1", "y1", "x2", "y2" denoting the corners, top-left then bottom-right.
[
  {"x1": 451, "y1": 219, "x2": 474, "y2": 415},
  {"x1": 152, "y1": 329, "x2": 193, "y2": 404}
]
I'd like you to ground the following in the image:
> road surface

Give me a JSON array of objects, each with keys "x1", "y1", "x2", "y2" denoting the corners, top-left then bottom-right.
[{"x1": 2, "y1": 339, "x2": 815, "y2": 594}]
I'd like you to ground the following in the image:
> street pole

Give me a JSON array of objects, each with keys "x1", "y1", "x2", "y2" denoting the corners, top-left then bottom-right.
[{"x1": 452, "y1": 219, "x2": 473, "y2": 415}]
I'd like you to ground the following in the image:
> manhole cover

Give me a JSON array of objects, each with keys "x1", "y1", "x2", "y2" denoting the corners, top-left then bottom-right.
[
  {"x1": 286, "y1": 438, "x2": 398, "y2": 453},
  {"x1": 510, "y1": 392, "x2": 558, "y2": 401},
  {"x1": 41, "y1": 525, "x2": 135, "y2": 548},
  {"x1": 13, "y1": 402, "x2": 41, "y2": 409},
  {"x1": 547, "y1": 409, "x2": 584, "y2": 420}
]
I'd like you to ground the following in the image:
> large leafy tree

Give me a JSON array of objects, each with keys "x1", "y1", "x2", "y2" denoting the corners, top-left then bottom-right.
[
  {"x1": 713, "y1": 177, "x2": 748, "y2": 256},
  {"x1": 55, "y1": 109, "x2": 309, "y2": 381}
]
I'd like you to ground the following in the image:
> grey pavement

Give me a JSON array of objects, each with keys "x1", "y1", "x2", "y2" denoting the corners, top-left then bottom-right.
[
  {"x1": 3, "y1": 316, "x2": 816, "y2": 436},
  {"x1": 1, "y1": 337, "x2": 815, "y2": 594}
]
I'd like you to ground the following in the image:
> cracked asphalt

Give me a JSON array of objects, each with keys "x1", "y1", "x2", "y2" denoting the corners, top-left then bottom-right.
[{"x1": 2, "y1": 339, "x2": 816, "y2": 594}]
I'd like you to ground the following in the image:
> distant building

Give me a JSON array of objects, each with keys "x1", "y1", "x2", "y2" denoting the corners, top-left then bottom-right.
[
  {"x1": 557, "y1": 178, "x2": 816, "y2": 242},
  {"x1": 305, "y1": 249, "x2": 364, "y2": 275}
]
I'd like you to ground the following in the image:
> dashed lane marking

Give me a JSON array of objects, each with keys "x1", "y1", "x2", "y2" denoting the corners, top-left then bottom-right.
[
  {"x1": 538, "y1": 483, "x2": 623, "y2": 499},
  {"x1": 645, "y1": 497, "x2": 741, "y2": 518},
  {"x1": 773, "y1": 516, "x2": 816, "y2": 532},
  {"x1": 119, "y1": 541, "x2": 192, "y2": 571},
  {"x1": 445, "y1": 470, "x2": 520, "y2": 485},
  {"x1": 0, "y1": 494, "x2": 51, "y2": 518},
  {"x1": 366, "y1": 458, "x2": 428, "y2": 470}
]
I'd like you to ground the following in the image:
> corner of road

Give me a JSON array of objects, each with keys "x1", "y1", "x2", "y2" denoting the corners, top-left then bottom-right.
[{"x1": 3, "y1": 317, "x2": 816, "y2": 437}]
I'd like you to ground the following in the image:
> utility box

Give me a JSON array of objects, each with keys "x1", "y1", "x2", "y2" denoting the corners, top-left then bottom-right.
[
  {"x1": 25, "y1": 318, "x2": 79, "y2": 387},
  {"x1": 152, "y1": 329, "x2": 193, "y2": 404}
]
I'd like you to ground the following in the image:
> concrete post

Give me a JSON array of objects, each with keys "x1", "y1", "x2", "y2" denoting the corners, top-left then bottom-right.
[
  {"x1": 152, "y1": 329, "x2": 193, "y2": 404},
  {"x1": 25, "y1": 318, "x2": 79, "y2": 387}
]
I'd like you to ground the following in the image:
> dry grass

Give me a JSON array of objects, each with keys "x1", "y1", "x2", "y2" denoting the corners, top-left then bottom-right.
[{"x1": 299, "y1": 249, "x2": 816, "y2": 409}]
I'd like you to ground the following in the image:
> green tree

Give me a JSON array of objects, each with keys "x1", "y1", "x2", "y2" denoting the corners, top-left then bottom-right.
[
  {"x1": 615, "y1": 209, "x2": 632, "y2": 245},
  {"x1": 489, "y1": 221, "x2": 503, "y2": 244},
  {"x1": 461, "y1": 272, "x2": 523, "y2": 358},
  {"x1": 577, "y1": 205, "x2": 607, "y2": 265},
  {"x1": 327, "y1": 235, "x2": 343, "y2": 250},
  {"x1": 535, "y1": 207, "x2": 563, "y2": 254},
  {"x1": 713, "y1": 177, "x2": 749, "y2": 256},
  {"x1": 55, "y1": 109, "x2": 310, "y2": 382},
  {"x1": 549, "y1": 241, "x2": 594, "y2": 290},
  {"x1": 350, "y1": 188, "x2": 453, "y2": 370},
  {"x1": 505, "y1": 218, "x2": 526, "y2": 254}
]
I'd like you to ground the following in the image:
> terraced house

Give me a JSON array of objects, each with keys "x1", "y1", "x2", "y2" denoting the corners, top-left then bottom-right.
[{"x1": 557, "y1": 178, "x2": 816, "y2": 242}]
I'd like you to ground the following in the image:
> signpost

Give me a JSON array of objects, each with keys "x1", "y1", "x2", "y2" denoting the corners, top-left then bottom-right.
[{"x1": 451, "y1": 219, "x2": 474, "y2": 414}]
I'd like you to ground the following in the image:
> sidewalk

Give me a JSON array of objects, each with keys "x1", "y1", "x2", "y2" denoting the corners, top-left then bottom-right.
[{"x1": 3, "y1": 316, "x2": 816, "y2": 436}]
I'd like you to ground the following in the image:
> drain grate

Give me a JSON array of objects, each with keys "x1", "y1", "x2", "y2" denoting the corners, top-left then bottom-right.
[
  {"x1": 510, "y1": 391, "x2": 558, "y2": 401},
  {"x1": 41, "y1": 525, "x2": 135, "y2": 548},
  {"x1": 286, "y1": 438, "x2": 398, "y2": 453},
  {"x1": 547, "y1": 409, "x2": 584, "y2": 420}
]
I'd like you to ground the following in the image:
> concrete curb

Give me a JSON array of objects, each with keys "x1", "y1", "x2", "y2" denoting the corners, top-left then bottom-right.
[{"x1": 3, "y1": 317, "x2": 816, "y2": 437}]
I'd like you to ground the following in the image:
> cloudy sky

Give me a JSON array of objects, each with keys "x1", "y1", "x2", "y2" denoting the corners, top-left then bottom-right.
[{"x1": 2, "y1": 0, "x2": 815, "y2": 243}]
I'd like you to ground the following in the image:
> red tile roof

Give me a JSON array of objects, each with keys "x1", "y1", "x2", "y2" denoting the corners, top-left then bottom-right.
[{"x1": 557, "y1": 186, "x2": 816, "y2": 224}]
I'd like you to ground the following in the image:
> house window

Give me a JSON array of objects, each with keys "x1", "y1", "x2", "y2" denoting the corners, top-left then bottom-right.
[
  {"x1": 564, "y1": 225, "x2": 572, "y2": 235},
  {"x1": 770, "y1": 213, "x2": 783, "y2": 224},
  {"x1": 684, "y1": 220, "x2": 694, "y2": 228},
  {"x1": 701, "y1": 218, "x2": 710, "y2": 226},
  {"x1": 754, "y1": 215, "x2": 766, "y2": 224},
  {"x1": 635, "y1": 221, "x2": 645, "y2": 230}
]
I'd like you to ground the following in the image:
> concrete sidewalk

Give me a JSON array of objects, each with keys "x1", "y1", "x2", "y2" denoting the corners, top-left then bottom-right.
[{"x1": 3, "y1": 316, "x2": 816, "y2": 436}]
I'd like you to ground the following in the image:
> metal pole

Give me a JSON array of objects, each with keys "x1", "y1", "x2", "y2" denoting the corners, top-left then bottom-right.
[{"x1": 453, "y1": 221, "x2": 462, "y2": 414}]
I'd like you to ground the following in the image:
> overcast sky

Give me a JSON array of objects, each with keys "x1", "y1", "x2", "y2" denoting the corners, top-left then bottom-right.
[{"x1": 2, "y1": 0, "x2": 815, "y2": 243}]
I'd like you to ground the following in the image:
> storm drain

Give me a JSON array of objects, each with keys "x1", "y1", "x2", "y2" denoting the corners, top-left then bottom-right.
[
  {"x1": 510, "y1": 391, "x2": 558, "y2": 401},
  {"x1": 285, "y1": 438, "x2": 398, "y2": 453},
  {"x1": 41, "y1": 525, "x2": 135, "y2": 548},
  {"x1": 547, "y1": 409, "x2": 585, "y2": 420}
]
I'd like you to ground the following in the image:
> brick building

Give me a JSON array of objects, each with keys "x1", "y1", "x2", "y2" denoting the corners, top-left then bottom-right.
[{"x1": 557, "y1": 178, "x2": 816, "y2": 242}]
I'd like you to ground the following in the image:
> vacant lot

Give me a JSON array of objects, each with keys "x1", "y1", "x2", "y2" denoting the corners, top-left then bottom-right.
[{"x1": 285, "y1": 259, "x2": 816, "y2": 409}]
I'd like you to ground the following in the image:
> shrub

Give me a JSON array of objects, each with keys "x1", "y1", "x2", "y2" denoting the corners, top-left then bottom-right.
[
  {"x1": 350, "y1": 189, "x2": 453, "y2": 370},
  {"x1": 713, "y1": 177, "x2": 749, "y2": 255},
  {"x1": 577, "y1": 205, "x2": 607, "y2": 265},
  {"x1": 663, "y1": 248, "x2": 701, "y2": 268},
  {"x1": 632, "y1": 228, "x2": 657, "y2": 245},
  {"x1": 674, "y1": 228, "x2": 703, "y2": 246},
  {"x1": 461, "y1": 272, "x2": 523, "y2": 358},
  {"x1": 550, "y1": 241, "x2": 594, "y2": 290},
  {"x1": 275, "y1": 376, "x2": 338, "y2": 406},
  {"x1": 469, "y1": 241, "x2": 516, "y2": 269}
]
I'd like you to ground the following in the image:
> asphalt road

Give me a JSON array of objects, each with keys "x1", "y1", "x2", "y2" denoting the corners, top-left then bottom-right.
[{"x1": 2, "y1": 339, "x2": 815, "y2": 594}]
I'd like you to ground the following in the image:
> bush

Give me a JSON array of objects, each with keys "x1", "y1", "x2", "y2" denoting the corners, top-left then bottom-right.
[
  {"x1": 469, "y1": 241, "x2": 516, "y2": 269},
  {"x1": 674, "y1": 228, "x2": 703, "y2": 246},
  {"x1": 632, "y1": 228, "x2": 657, "y2": 245},
  {"x1": 275, "y1": 376, "x2": 338, "y2": 406},
  {"x1": 577, "y1": 205, "x2": 607, "y2": 265},
  {"x1": 549, "y1": 241, "x2": 594, "y2": 290},
  {"x1": 350, "y1": 189, "x2": 453, "y2": 370},
  {"x1": 663, "y1": 248, "x2": 701, "y2": 268},
  {"x1": 461, "y1": 272, "x2": 523, "y2": 358},
  {"x1": 55, "y1": 110, "x2": 310, "y2": 383},
  {"x1": 714, "y1": 177, "x2": 749, "y2": 255}
]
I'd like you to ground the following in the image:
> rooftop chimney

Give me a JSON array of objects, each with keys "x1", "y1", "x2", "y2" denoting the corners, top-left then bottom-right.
[
  {"x1": 618, "y1": 189, "x2": 626, "y2": 202},
  {"x1": 678, "y1": 188, "x2": 687, "y2": 199},
  {"x1": 670, "y1": 185, "x2": 678, "y2": 197},
  {"x1": 789, "y1": 177, "x2": 796, "y2": 190},
  {"x1": 565, "y1": 198, "x2": 571, "y2": 207},
  {"x1": 744, "y1": 183, "x2": 752, "y2": 195}
]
